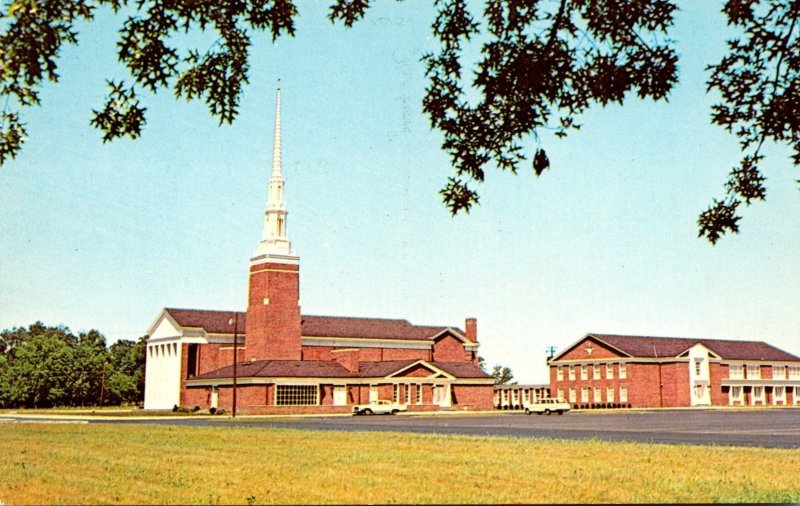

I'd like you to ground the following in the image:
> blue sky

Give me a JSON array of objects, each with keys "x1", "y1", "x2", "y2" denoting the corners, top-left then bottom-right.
[{"x1": 1, "y1": 1, "x2": 799, "y2": 383}]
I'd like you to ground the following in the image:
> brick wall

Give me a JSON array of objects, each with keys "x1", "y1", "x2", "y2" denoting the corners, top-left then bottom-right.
[
  {"x1": 398, "y1": 364, "x2": 437, "y2": 377},
  {"x1": 709, "y1": 362, "x2": 727, "y2": 405},
  {"x1": 182, "y1": 387, "x2": 208, "y2": 408},
  {"x1": 452, "y1": 385, "x2": 493, "y2": 410},
  {"x1": 558, "y1": 338, "x2": 625, "y2": 361},
  {"x1": 197, "y1": 343, "x2": 245, "y2": 376},
  {"x1": 246, "y1": 262, "x2": 301, "y2": 361},
  {"x1": 301, "y1": 346, "x2": 428, "y2": 362},
  {"x1": 432, "y1": 334, "x2": 468, "y2": 362},
  {"x1": 660, "y1": 362, "x2": 690, "y2": 407}
]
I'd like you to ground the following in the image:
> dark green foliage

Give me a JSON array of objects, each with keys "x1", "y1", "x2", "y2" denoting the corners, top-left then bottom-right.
[
  {"x1": 105, "y1": 337, "x2": 147, "y2": 405},
  {"x1": 701, "y1": 0, "x2": 800, "y2": 243},
  {"x1": 1, "y1": 0, "x2": 798, "y2": 243},
  {"x1": 0, "y1": 322, "x2": 147, "y2": 408},
  {"x1": 423, "y1": 0, "x2": 678, "y2": 215}
]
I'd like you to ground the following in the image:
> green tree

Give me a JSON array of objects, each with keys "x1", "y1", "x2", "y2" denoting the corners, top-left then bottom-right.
[
  {"x1": 105, "y1": 336, "x2": 147, "y2": 405},
  {"x1": 70, "y1": 329, "x2": 108, "y2": 405},
  {"x1": 7, "y1": 331, "x2": 76, "y2": 407},
  {"x1": 0, "y1": 322, "x2": 145, "y2": 408},
  {"x1": 1, "y1": 0, "x2": 798, "y2": 243},
  {"x1": 492, "y1": 364, "x2": 515, "y2": 385}
]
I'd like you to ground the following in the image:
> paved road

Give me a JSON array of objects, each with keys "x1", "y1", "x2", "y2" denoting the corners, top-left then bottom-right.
[{"x1": 4, "y1": 409, "x2": 799, "y2": 449}]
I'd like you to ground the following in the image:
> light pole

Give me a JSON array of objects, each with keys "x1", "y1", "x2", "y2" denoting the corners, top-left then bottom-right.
[{"x1": 229, "y1": 314, "x2": 239, "y2": 418}]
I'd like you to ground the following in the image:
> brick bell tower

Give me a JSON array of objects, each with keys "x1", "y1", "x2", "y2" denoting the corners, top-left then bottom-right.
[{"x1": 246, "y1": 83, "x2": 302, "y2": 361}]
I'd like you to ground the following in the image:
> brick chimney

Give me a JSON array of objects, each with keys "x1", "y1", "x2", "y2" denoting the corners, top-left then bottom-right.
[
  {"x1": 465, "y1": 318, "x2": 477, "y2": 342},
  {"x1": 332, "y1": 349, "x2": 360, "y2": 374}
]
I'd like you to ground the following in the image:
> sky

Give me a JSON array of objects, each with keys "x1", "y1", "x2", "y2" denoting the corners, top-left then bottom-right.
[{"x1": 1, "y1": 1, "x2": 799, "y2": 383}]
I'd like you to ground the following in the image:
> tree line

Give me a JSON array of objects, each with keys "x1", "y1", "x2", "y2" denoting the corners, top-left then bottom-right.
[{"x1": 0, "y1": 322, "x2": 146, "y2": 409}]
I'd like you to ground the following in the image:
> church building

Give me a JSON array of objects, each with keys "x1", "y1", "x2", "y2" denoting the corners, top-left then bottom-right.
[
  {"x1": 143, "y1": 87, "x2": 494, "y2": 414},
  {"x1": 548, "y1": 333, "x2": 800, "y2": 408}
]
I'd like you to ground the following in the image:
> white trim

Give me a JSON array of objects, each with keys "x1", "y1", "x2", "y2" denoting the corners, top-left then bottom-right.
[
  {"x1": 186, "y1": 376, "x2": 494, "y2": 387},
  {"x1": 385, "y1": 360, "x2": 456, "y2": 380},
  {"x1": 301, "y1": 336, "x2": 432, "y2": 350},
  {"x1": 549, "y1": 334, "x2": 633, "y2": 362}
]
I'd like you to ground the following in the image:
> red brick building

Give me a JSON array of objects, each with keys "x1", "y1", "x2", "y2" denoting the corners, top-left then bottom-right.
[
  {"x1": 143, "y1": 87, "x2": 493, "y2": 413},
  {"x1": 548, "y1": 333, "x2": 800, "y2": 408}
]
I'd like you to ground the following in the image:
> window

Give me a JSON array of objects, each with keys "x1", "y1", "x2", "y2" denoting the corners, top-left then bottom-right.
[
  {"x1": 730, "y1": 386, "x2": 743, "y2": 404},
  {"x1": 556, "y1": 366, "x2": 564, "y2": 381},
  {"x1": 405, "y1": 383, "x2": 411, "y2": 404},
  {"x1": 593, "y1": 387, "x2": 602, "y2": 403},
  {"x1": 276, "y1": 385, "x2": 318, "y2": 406},
  {"x1": 619, "y1": 386, "x2": 628, "y2": 403},
  {"x1": 593, "y1": 364, "x2": 601, "y2": 380},
  {"x1": 581, "y1": 364, "x2": 588, "y2": 380},
  {"x1": 694, "y1": 359, "x2": 702, "y2": 376},
  {"x1": 606, "y1": 363, "x2": 614, "y2": 379},
  {"x1": 606, "y1": 387, "x2": 615, "y2": 403},
  {"x1": 186, "y1": 344, "x2": 199, "y2": 378},
  {"x1": 774, "y1": 386, "x2": 785, "y2": 405},
  {"x1": 581, "y1": 387, "x2": 590, "y2": 403},
  {"x1": 746, "y1": 364, "x2": 761, "y2": 379},
  {"x1": 790, "y1": 366, "x2": 800, "y2": 380},
  {"x1": 773, "y1": 365, "x2": 786, "y2": 380},
  {"x1": 569, "y1": 388, "x2": 576, "y2": 403},
  {"x1": 729, "y1": 364, "x2": 744, "y2": 379},
  {"x1": 569, "y1": 366, "x2": 576, "y2": 380},
  {"x1": 752, "y1": 386, "x2": 764, "y2": 404},
  {"x1": 557, "y1": 388, "x2": 565, "y2": 402},
  {"x1": 619, "y1": 363, "x2": 627, "y2": 379},
  {"x1": 393, "y1": 384, "x2": 400, "y2": 403}
]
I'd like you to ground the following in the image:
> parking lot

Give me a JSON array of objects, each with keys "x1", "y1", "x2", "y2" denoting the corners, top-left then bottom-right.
[
  {"x1": 215, "y1": 408, "x2": 800, "y2": 448},
  {"x1": 6, "y1": 408, "x2": 792, "y2": 449}
]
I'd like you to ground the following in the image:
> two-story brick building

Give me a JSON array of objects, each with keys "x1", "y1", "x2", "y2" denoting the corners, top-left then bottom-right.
[
  {"x1": 548, "y1": 333, "x2": 800, "y2": 408},
  {"x1": 143, "y1": 87, "x2": 493, "y2": 413}
]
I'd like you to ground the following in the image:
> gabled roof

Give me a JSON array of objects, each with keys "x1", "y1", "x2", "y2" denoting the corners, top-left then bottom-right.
[
  {"x1": 553, "y1": 333, "x2": 800, "y2": 362},
  {"x1": 301, "y1": 315, "x2": 458, "y2": 341},
  {"x1": 160, "y1": 308, "x2": 463, "y2": 342},
  {"x1": 192, "y1": 359, "x2": 492, "y2": 380},
  {"x1": 194, "y1": 360, "x2": 353, "y2": 379},
  {"x1": 433, "y1": 361, "x2": 494, "y2": 379},
  {"x1": 162, "y1": 308, "x2": 246, "y2": 335}
]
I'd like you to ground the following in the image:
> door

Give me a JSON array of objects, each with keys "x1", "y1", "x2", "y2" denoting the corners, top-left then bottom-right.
[
  {"x1": 433, "y1": 385, "x2": 451, "y2": 407},
  {"x1": 333, "y1": 386, "x2": 347, "y2": 406},
  {"x1": 210, "y1": 388, "x2": 219, "y2": 410},
  {"x1": 369, "y1": 385, "x2": 378, "y2": 402}
]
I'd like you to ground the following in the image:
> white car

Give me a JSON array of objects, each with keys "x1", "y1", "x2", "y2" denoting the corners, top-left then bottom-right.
[
  {"x1": 352, "y1": 400, "x2": 407, "y2": 415},
  {"x1": 524, "y1": 398, "x2": 571, "y2": 415}
]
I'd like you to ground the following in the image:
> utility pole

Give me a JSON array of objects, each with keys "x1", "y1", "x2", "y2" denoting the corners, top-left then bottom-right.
[
  {"x1": 99, "y1": 359, "x2": 107, "y2": 408},
  {"x1": 230, "y1": 314, "x2": 239, "y2": 418}
]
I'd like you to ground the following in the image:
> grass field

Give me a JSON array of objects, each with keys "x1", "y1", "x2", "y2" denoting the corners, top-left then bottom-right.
[{"x1": 2, "y1": 423, "x2": 799, "y2": 504}]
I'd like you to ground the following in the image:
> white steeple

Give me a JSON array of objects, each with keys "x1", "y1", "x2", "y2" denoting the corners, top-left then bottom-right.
[{"x1": 252, "y1": 82, "x2": 296, "y2": 264}]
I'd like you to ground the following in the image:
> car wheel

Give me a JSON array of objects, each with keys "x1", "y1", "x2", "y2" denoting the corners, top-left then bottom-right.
[
  {"x1": 364, "y1": 409, "x2": 373, "y2": 415},
  {"x1": 544, "y1": 409, "x2": 551, "y2": 415},
  {"x1": 557, "y1": 410, "x2": 564, "y2": 415},
  {"x1": 525, "y1": 408, "x2": 531, "y2": 415},
  {"x1": 391, "y1": 409, "x2": 398, "y2": 415}
]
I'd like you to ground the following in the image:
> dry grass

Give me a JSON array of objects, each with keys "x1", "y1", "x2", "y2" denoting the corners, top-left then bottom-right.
[{"x1": 1, "y1": 423, "x2": 799, "y2": 504}]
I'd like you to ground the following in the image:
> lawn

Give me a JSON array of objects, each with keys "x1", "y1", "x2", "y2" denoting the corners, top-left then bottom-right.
[{"x1": 2, "y1": 423, "x2": 799, "y2": 504}]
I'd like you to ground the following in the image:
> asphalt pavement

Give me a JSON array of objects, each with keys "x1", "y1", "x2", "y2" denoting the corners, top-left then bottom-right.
[{"x1": 3, "y1": 408, "x2": 799, "y2": 449}]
